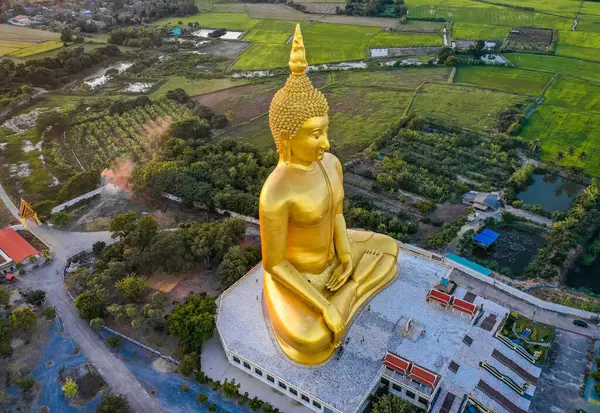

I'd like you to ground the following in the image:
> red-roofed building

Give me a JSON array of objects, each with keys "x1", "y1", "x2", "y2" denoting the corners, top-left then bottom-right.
[
  {"x1": 381, "y1": 351, "x2": 442, "y2": 411},
  {"x1": 0, "y1": 228, "x2": 38, "y2": 266},
  {"x1": 426, "y1": 288, "x2": 453, "y2": 307},
  {"x1": 452, "y1": 297, "x2": 478, "y2": 318}
]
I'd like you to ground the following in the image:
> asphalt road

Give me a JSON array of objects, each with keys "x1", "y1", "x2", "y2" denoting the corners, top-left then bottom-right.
[{"x1": 0, "y1": 184, "x2": 162, "y2": 413}]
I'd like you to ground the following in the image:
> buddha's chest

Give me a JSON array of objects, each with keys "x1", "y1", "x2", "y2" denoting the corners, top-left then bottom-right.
[{"x1": 288, "y1": 163, "x2": 343, "y2": 227}]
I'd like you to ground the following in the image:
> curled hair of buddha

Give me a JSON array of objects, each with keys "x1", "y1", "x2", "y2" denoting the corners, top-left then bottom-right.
[{"x1": 269, "y1": 24, "x2": 329, "y2": 152}]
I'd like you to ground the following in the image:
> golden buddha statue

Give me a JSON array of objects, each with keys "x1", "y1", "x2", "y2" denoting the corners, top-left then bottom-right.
[{"x1": 260, "y1": 25, "x2": 399, "y2": 366}]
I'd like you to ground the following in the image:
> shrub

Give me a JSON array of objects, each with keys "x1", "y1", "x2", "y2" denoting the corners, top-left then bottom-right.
[
  {"x1": 595, "y1": 383, "x2": 600, "y2": 397},
  {"x1": 115, "y1": 274, "x2": 149, "y2": 302},
  {"x1": 42, "y1": 306, "x2": 56, "y2": 319},
  {"x1": 16, "y1": 375, "x2": 36, "y2": 392},
  {"x1": 97, "y1": 393, "x2": 131, "y2": 413},
  {"x1": 62, "y1": 377, "x2": 78, "y2": 398},
  {"x1": 416, "y1": 199, "x2": 436, "y2": 214},
  {"x1": 24, "y1": 289, "x2": 46, "y2": 306},
  {"x1": 50, "y1": 211, "x2": 73, "y2": 228},
  {"x1": 10, "y1": 307, "x2": 37, "y2": 331},
  {"x1": 74, "y1": 291, "x2": 106, "y2": 320},
  {"x1": 106, "y1": 335, "x2": 122, "y2": 347},
  {"x1": 208, "y1": 403, "x2": 217, "y2": 412},
  {"x1": 197, "y1": 393, "x2": 209, "y2": 403},
  {"x1": 93, "y1": 241, "x2": 106, "y2": 255},
  {"x1": 181, "y1": 383, "x2": 190, "y2": 392},
  {"x1": 178, "y1": 352, "x2": 198, "y2": 377}
]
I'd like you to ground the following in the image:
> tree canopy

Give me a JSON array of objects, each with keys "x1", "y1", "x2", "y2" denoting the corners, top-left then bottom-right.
[{"x1": 167, "y1": 295, "x2": 217, "y2": 353}]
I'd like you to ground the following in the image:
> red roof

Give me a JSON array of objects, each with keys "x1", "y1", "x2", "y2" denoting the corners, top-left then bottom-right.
[
  {"x1": 452, "y1": 298, "x2": 477, "y2": 316},
  {"x1": 427, "y1": 289, "x2": 452, "y2": 306},
  {"x1": 383, "y1": 353, "x2": 411, "y2": 374},
  {"x1": 0, "y1": 228, "x2": 38, "y2": 263},
  {"x1": 408, "y1": 364, "x2": 440, "y2": 388},
  {"x1": 5, "y1": 273, "x2": 15, "y2": 281}
]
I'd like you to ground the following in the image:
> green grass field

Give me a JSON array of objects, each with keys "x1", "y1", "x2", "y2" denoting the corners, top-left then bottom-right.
[
  {"x1": 490, "y1": 0, "x2": 579, "y2": 16},
  {"x1": 242, "y1": 20, "x2": 299, "y2": 44},
  {"x1": 408, "y1": 4, "x2": 534, "y2": 26},
  {"x1": 556, "y1": 45, "x2": 600, "y2": 62},
  {"x1": 558, "y1": 30, "x2": 600, "y2": 49},
  {"x1": 410, "y1": 83, "x2": 529, "y2": 132},
  {"x1": 506, "y1": 53, "x2": 600, "y2": 81},
  {"x1": 452, "y1": 22, "x2": 509, "y2": 40},
  {"x1": 235, "y1": 23, "x2": 380, "y2": 69},
  {"x1": 454, "y1": 66, "x2": 553, "y2": 95},
  {"x1": 10, "y1": 40, "x2": 63, "y2": 57},
  {"x1": 369, "y1": 32, "x2": 442, "y2": 47},
  {"x1": 543, "y1": 75, "x2": 600, "y2": 114},
  {"x1": 575, "y1": 13, "x2": 600, "y2": 32},
  {"x1": 520, "y1": 106, "x2": 600, "y2": 176},
  {"x1": 331, "y1": 67, "x2": 452, "y2": 89},
  {"x1": 154, "y1": 12, "x2": 260, "y2": 30},
  {"x1": 152, "y1": 76, "x2": 250, "y2": 98}
]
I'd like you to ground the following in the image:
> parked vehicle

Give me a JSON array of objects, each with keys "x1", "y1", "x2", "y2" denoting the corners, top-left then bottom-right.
[{"x1": 573, "y1": 319, "x2": 589, "y2": 328}]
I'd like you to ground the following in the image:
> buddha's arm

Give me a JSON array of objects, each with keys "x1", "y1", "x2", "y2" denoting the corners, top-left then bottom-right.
[{"x1": 261, "y1": 202, "x2": 332, "y2": 313}]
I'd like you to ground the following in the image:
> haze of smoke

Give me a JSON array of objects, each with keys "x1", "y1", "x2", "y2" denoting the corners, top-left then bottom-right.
[{"x1": 100, "y1": 116, "x2": 173, "y2": 192}]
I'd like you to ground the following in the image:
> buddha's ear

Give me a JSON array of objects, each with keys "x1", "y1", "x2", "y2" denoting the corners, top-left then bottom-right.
[{"x1": 280, "y1": 129, "x2": 291, "y2": 142}]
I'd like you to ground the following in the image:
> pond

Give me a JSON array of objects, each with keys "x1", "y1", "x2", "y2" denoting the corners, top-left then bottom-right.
[
  {"x1": 566, "y1": 254, "x2": 600, "y2": 293},
  {"x1": 472, "y1": 226, "x2": 545, "y2": 276},
  {"x1": 99, "y1": 330, "x2": 252, "y2": 413},
  {"x1": 516, "y1": 173, "x2": 583, "y2": 212},
  {"x1": 6, "y1": 321, "x2": 102, "y2": 412},
  {"x1": 192, "y1": 29, "x2": 243, "y2": 40},
  {"x1": 83, "y1": 62, "x2": 133, "y2": 90}
]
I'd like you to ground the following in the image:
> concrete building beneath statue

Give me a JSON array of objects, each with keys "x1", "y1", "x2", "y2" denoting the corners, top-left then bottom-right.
[{"x1": 216, "y1": 249, "x2": 542, "y2": 413}]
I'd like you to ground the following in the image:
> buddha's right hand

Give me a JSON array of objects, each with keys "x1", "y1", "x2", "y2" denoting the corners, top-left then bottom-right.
[{"x1": 323, "y1": 304, "x2": 345, "y2": 347}]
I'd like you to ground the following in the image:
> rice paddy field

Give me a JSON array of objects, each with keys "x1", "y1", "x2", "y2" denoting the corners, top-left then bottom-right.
[
  {"x1": 506, "y1": 53, "x2": 600, "y2": 81},
  {"x1": 543, "y1": 75, "x2": 600, "y2": 115},
  {"x1": 453, "y1": 66, "x2": 553, "y2": 95},
  {"x1": 409, "y1": 83, "x2": 530, "y2": 132},
  {"x1": 154, "y1": 12, "x2": 260, "y2": 30},
  {"x1": 556, "y1": 44, "x2": 600, "y2": 62},
  {"x1": 451, "y1": 22, "x2": 509, "y2": 40},
  {"x1": 10, "y1": 40, "x2": 63, "y2": 57},
  {"x1": 242, "y1": 20, "x2": 300, "y2": 43},
  {"x1": 520, "y1": 106, "x2": 600, "y2": 175},
  {"x1": 368, "y1": 32, "x2": 443, "y2": 46}
]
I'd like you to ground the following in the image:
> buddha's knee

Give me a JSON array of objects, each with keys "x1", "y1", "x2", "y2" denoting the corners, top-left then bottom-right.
[{"x1": 367, "y1": 232, "x2": 399, "y2": 257}]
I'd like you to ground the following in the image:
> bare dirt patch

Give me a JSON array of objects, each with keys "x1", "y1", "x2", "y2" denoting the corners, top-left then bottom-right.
[
  {"x1": 195, "y1": 73, "x2": 329, "y2": 126},
  {"x1": 0, "y1": 201, "x2": 18, "y2": 228},
  {"x1": 298, "y1": 3, "x2": 341, "y2": 14},
  {"x1": 504, "y1": 27, "x2": 554, "y2": 51},
  {"x1": 198, "y1": 40, "x2": 251, "y2": 57},
  {"x1": 245, "y1": 3, "x2": 312, "y2": 20},
  {"x1": 0, "y1": 24, "x2": 59, "y2": 41}
]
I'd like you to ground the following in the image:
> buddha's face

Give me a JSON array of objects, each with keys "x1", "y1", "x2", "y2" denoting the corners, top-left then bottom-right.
[{"x1": 288, "y1": 115, "x2": 330, "y2": 165}]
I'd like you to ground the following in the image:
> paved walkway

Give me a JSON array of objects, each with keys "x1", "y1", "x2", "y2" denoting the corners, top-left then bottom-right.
[
  {"x1": 202, "y1": 336, "x2": 312, "y2": 413},
  {"x1": 0, "y1": 184, "x2": 162, "y2": 413},
  {"x1": 450, "y1": 269, "x2": 600, "y2": 339},
  {"x1": 504, "y1": 205, "x2": 552, "y2": 226}
]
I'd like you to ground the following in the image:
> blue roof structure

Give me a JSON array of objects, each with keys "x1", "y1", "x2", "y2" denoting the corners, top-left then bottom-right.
[
  {"x1": 473, "y1": 228, "x2": 499, "y2": 248},
  {"x1": 170, "y1": 28, "x2": 182, "y2": 35}
]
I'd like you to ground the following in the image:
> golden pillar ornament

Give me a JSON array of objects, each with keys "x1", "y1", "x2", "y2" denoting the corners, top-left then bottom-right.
[{"x1": 260, "y1": 24, "x2": 399, "y2": 366}]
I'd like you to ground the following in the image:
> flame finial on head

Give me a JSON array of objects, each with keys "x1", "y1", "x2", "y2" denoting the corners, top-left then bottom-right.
[{"x1": 289, "y1": 24, "x2": 308, "y2": 75}]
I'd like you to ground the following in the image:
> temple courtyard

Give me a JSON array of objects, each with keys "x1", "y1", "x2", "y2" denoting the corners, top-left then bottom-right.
[{"x1": 211, "y1": 248, "x2": 546, "y2": 413}]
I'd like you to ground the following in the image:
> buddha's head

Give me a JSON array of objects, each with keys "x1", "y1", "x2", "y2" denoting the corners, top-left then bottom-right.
[{"x1": 269, "y1": 25, "x2": 330, "y2": 165}]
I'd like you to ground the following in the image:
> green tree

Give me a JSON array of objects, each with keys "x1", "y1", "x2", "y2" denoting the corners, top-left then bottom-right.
[
  {"x1": 126, "y1": 215, "x2": 159, "y2": 248},
  {"x1": 371, "y1": 394, "x2": 421, "y2": 413},
  {"x1": 170, "y1": 118, "x2": 212, "y2": 144},
  {"x1": 167, "y1": 295, "x2": 217, "y2": 353},
  {"x1": 110, "y1": 211, "x2": 137, "y2": 240},
  {"x1": 60, "y1": 26, "x2": 73, "y2": 42},
  {"x1": 62, "y1": 377, "x2": 78, "y2": 398},
  {"x1": 178, "y1": 352, "x2": 198, "y2": 376},
  {"x1": 36, "y1": 110, "x2": 70, "y2": 138},
  {"x1": 10, "y1": 307, "x2": 37, "y2": 331},
  {"x1": 115, "y1": 274, "x2": 149, "y2": 302},
  {"x1": 90, "y1": 317, "x2": 103, "y2": 330},
  {"x1": 0, "y1": 318, "x2": 13, "y2": 357},
  {"x1": 217, "y1": 246, "x2": 249, "y2": 288},
  {"x1": 24, "y1": 289, "x2": 46, "y2": 306},
  {"x1": 57, "y1": 170, "x2": 100, "y2": 202},
  {"x1": 0, "y1": 286, "x2": 12, "y2": 308},
  {"x1": 93, "y1": 241, "x2": 106, "y2": 255},
  {"x1": 75, "y1": 291, "x2": 106, "y2": 320},
  {"x1": 221, "y1": 379, "x2": 241, "y2": 398},
  {"x1": 197, "y1": 393, "x2": 209, "y2": 403},
  {"x1": 96, "y1": 393, "x2": 131, "y2": 413},
  {"x1": 50, "y1": 211, "x2": 73, "y2": 228}
]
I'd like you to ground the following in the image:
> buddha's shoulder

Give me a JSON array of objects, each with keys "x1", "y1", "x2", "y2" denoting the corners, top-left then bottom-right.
[
  {"x1": 322, "y1": 152, "x2": 341, "y2": 168},
  {"x1": 260, "y1": 166, "x2": 294, "y2": 205}
]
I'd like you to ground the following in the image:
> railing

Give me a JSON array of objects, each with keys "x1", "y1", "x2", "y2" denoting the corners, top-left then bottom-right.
[{"x1": 398, "y1": 243, "x2": 600, "y2": 320}]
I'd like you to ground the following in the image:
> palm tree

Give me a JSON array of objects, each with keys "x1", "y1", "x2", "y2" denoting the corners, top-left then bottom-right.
[
  {"x1": 568, "y1": 145, "x2": 575, "y2": 156},
  {"x1": 556, "y1": 151, "x2": 565, "y2": 161},
  {"x1": 579, "y1": 150, "x2": 588, "y2": 161}
]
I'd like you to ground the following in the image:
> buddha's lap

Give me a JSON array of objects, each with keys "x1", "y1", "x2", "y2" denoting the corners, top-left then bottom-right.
[{"x1": 264, "y1": 230, "x2": 399, "y2": 349}]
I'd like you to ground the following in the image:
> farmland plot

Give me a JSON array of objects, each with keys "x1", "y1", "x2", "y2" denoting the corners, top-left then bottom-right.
[
  {"x1": 242, "y1": 20, "x2": 299, "y2": 44},
  {"x1": 543, "y1": 75, "x2": 600, "y2": 114},
  {"x1": 506, "y1": 53, "x2": 600, "y2": 81},
  {"x1": 454, "y1": 66, "x2": 552, "y2": 95},
  {"x1": 451, "y1": 22, "x2": 509, "y2": 40}
]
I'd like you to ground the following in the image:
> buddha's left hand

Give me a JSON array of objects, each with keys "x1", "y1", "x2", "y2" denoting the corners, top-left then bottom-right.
[{"x1": 326, "y1": 253, "x2": 353, "y2": 292}]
